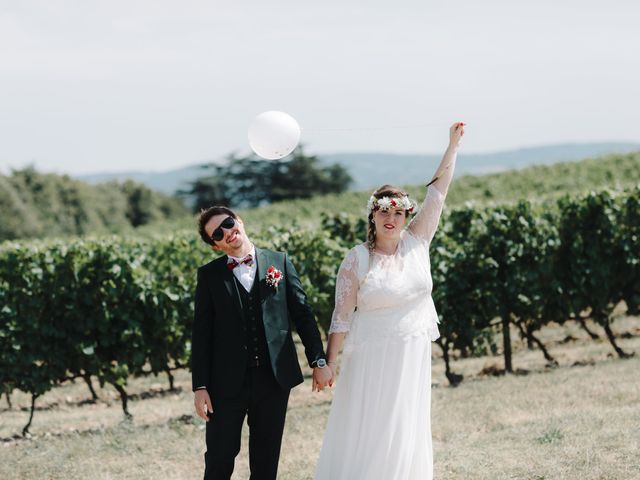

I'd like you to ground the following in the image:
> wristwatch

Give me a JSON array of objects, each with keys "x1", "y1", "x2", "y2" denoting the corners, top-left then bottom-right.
[{"x1": 314, "y1": 358, "x2": 328, "y2": 368}]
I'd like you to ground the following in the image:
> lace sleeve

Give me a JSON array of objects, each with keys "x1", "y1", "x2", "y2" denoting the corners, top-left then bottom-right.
[
  {"x1": 407, "y1": 185, "x2": 446, "y2": 244},
  {"x1": 328, "y1": 248, "x2": 359, "y2": 334}
]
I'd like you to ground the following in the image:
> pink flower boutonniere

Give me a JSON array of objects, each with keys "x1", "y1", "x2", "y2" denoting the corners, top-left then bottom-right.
[{"x1": 266, "y1": 265, "x2": 283, "y2": 289}]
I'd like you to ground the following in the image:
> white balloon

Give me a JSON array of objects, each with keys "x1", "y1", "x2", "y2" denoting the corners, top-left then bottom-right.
[{"x1": 248, "y1": 111, "x2": 301, "y2": 160}]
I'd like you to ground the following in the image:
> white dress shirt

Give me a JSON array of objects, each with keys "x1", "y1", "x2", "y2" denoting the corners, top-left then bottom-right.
[{"x1": 228, "y1": 245, "x2": 257, "y2": 292}]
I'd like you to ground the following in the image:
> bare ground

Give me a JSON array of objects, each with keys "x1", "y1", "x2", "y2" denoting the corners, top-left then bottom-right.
[{"x1": 2, "y1": 316, "x2": 639, "y2": 479}]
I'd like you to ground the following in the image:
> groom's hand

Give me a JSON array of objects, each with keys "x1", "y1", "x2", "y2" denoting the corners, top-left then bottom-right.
[
  {"x1": 312, "y1": 367, "x2": 333, "y2": 392},
  {"x1": 194, "y1": 389, "x2": 213, "y2": 421}
]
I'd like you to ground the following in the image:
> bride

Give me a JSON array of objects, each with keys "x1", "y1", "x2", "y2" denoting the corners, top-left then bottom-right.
[{"x1": 314, "y1": 122, "x2": 465, "y2": 480}]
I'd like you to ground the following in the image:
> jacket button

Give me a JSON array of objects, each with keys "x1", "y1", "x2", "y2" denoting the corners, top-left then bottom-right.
[{"x1": 243, "y1": 345, "x2": 247, "y2": 350}]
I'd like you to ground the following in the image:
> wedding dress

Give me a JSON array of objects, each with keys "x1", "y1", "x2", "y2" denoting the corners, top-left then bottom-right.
[{"x1": 315, "y1": 186, "x2": 445, "y2": 480}]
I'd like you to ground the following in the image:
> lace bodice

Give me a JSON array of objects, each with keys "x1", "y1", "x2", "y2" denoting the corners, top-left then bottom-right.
[{"x1": 328, "y1": 185, "x2": 446, "y2": 335}]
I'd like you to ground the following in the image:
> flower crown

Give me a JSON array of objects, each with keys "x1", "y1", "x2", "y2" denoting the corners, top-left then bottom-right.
[{"x1": 367, "y1": 194, "x2": 417, "y2": 215}]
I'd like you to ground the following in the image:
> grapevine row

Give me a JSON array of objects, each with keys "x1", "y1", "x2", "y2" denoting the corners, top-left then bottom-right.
[{"x1": 1, "y1": 186, "x2": 638, "y2": 433}]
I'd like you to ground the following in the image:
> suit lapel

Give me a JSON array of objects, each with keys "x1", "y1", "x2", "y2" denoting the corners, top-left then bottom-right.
[
  {"x1": 255, "y1": 247, "x2": 269, "y2": 304},
  {"x1": 256, "y1": 247, "x2": 277, "y2": 335},
  {"x1": 221, "y1": 257, "x2": 243, "y2": 317}
]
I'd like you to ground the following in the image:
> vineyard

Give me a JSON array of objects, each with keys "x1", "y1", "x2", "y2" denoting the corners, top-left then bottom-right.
[
  {"x1": 238, "y1": 151, "x2": 640, "y2": 228},
  {"x1": 2, "y1": 150, "x2": 639, "y2": 437}
]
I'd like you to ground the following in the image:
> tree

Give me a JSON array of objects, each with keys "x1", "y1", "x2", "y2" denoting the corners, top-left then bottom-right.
[
  {"x1": 117, "y1": 180, "x2": 188, "y2": 227},
  {"x1": 182, "y1": 174, "x2": 231, "y2": 212},
  {"x1": 182, "y1": 146, "x2": 353, "y2": 210},
  {"x1": 0, "y1": 167, "x2": 188, "y2": 241}
]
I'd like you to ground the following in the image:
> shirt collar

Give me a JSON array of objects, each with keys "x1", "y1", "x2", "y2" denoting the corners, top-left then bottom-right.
[{"x1": 228, "y1": 244, "x2": 256, "y2": 263}]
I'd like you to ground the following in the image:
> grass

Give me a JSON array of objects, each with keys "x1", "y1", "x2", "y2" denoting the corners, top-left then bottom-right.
[{"x1": 1, "y1": 316, "x2": 639, "y2": 479}]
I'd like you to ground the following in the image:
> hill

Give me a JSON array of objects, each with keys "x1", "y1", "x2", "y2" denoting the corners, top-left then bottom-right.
[
  {"x1": 77, "y1": 142, "x2": 640, "y2": 194},
  {"x1": 0, "y1": 167, "x2": 189, "y2": 241},
  {"x1": 237, "y1": 151, "x2": 640, "y2": 230}
]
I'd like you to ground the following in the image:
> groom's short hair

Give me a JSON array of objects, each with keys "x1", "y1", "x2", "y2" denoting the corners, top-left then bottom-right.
[{"x1": 198, "y1": 206, "x2": 238, "y2": 245}]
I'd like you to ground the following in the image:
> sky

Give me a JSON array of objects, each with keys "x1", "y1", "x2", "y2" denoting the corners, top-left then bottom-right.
[{"x1": 1, "y1": 0, "x2": 639, "y2": 175}]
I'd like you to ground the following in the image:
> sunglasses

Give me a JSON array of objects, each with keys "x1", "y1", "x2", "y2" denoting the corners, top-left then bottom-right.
[{"x1": 211, "y1": 216, "x2": 236, "y2": 243}]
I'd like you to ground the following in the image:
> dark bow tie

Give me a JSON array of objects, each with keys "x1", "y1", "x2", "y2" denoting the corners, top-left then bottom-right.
[{"x1": 227, "y1": 254, "x2": 254, "y2": 270}]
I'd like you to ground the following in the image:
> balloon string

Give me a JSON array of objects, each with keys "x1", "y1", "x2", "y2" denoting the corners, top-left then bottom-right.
[{"x1": 301, "y1": 122, "x2": 446, "y2": 132}]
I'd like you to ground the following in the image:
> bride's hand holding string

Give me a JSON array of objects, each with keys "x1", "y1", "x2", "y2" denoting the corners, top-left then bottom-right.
[
  {"x1": 449, "y1": 121, "x2": 466, "y2": 150},
  {"x1": 427, "y1": 121, "x2": 465, "y2": 188}
]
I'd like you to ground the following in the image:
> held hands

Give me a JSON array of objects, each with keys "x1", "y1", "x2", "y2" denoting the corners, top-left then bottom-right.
[
  {"x1": 449, "y1": 121, "x2": 466, "y2": 149},
  {"x1": 194, "y1": 389, "x2": 213, "y2": 421},
  {"x1": 312, "y1": 365, "x2": 335, "y2": 392}
]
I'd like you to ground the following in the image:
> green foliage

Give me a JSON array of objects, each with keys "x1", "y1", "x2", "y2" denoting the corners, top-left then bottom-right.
[
  {"x1": 535, "y1": 428, "x2": 564, "y2": 444},
  {"x1": 181, "y1": 146, "x2": 352, "y2": 210},
  {"x1": 117, "y1": 180, "x2": 187, "y2": 227},
  {"x1": 552, "y1": 189, "x2": 636, "y2": 357},
  {"x1": 1, "y1": 152, "x2": 639, "y2": 432},
  {"x1": 618, "y1": 186, "x2": 640, "y2": 314},
  {"x1": 0, "y1": 167, "x2": 189, "y2": 242},
  {"x1": 237, "y1": 151, "x2": 640, "y2": 230}
]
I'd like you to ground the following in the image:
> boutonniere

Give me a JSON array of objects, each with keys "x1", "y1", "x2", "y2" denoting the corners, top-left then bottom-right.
[{"x1": 265, "y1": 266, "x2": 283, "y2": 289}]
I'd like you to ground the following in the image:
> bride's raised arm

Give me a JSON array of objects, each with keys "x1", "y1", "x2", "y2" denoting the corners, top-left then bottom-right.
[{"x1": 408, "y1": 122, "x2": 465, "y2": 243}]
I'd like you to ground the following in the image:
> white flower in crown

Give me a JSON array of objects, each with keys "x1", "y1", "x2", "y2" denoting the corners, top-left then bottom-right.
[
  {"x1": 377, "y1": 197, "x2": 393, "y2": 210},
  {"x1": 367, "y1": 194, "x2": 417, "y2": 215},
  {"x1": 401, "y1": 197, "x2": 416, "y2": 212},
  {"x1": 367, "y1": 195, "x2": 376, "y2": 212}
]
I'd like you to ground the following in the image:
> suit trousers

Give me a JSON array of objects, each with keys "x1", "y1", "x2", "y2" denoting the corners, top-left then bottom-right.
[{"x1": 204, "y1": 364, "x2": 291, "y2": 480}]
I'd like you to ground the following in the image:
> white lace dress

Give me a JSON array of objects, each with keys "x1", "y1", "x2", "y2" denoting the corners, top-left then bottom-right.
[{"x1": 314, "y1": 186, "x2": 446, "y2": 480}]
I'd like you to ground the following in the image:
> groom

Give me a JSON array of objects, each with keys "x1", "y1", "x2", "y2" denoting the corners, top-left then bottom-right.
[{"x1": 192, "y1": 206, "x2": 333, "y2": 480}]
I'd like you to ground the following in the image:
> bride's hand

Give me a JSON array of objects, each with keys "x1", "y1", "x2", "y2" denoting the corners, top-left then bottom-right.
[
  {"x1": 449, "y1": 121, "x2": 466, "y2": 149},
  {"x1": 328, "y1": 364, "x2": 336, "y2": 387}
]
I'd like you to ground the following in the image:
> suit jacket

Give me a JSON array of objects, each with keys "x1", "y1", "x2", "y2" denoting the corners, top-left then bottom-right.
[{"x1": 191, "y1": 247, "x2": 325, "y2": 397}]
